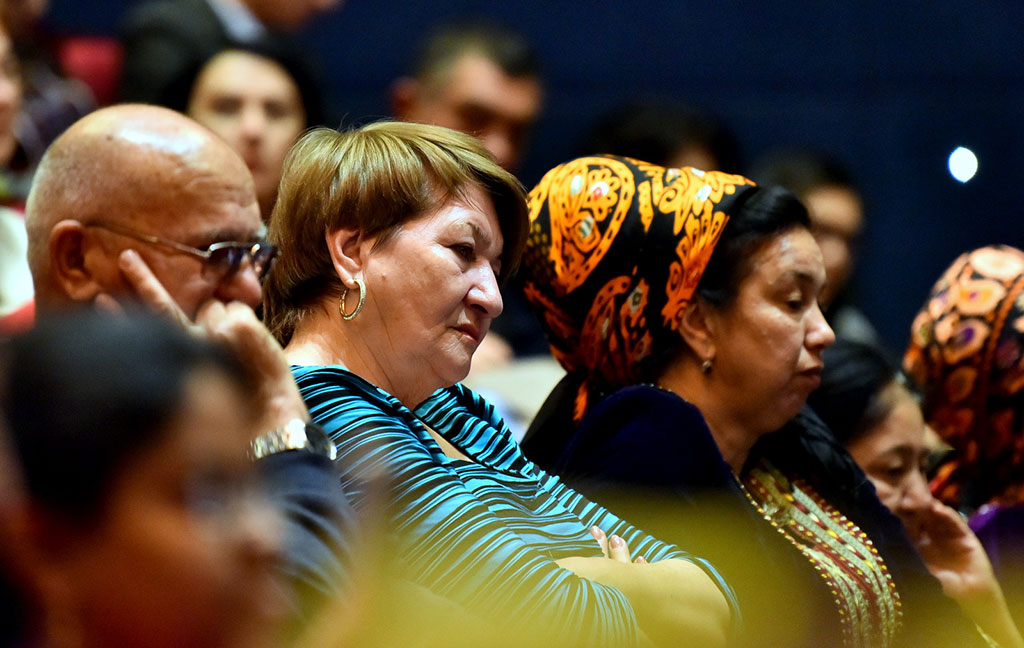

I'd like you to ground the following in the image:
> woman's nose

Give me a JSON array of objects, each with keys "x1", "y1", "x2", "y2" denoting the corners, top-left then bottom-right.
[
  {"x1": 807, "y1": 302, "x2": 836, "y2": 350},
  {"x1": 468, "y1": 264, "x2": 503, "y2": 319},
  {"x1": 900, "y1": 469, "x2": 933, "y2": 515}
]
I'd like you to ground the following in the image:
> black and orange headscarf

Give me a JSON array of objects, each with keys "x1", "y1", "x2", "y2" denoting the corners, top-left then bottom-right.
[
  {"x1": 521, "y1": 155, "x2": 757, "y2": 422},
  {"x1": 904, "y1": 245, "x2": 1024, "y2": 509}
]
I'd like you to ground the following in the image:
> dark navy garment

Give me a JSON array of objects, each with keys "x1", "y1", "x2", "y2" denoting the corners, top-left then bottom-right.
[
  {"x1": 258, "y1": 449, "x2": 356, "y2": 622},
  {"x1": 525, "y1": 382, "x2": 984, "y2": 648}
]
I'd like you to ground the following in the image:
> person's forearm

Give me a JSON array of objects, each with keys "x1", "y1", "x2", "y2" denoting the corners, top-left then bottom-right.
[
  {"x1": 955, "y1": 585, "x2": 1024, "y2": 648},
  {"x1": 556, "y1": 557, "x2": 729, "y2": 648}
]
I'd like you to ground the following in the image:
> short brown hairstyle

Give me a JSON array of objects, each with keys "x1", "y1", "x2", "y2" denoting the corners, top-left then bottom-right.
[{"x1": 263, "y1": 121, "x2": 528, "y2": 344}]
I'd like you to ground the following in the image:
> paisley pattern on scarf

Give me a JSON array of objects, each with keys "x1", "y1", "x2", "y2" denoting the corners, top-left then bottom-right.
[
  {"x1": 522, "y1": 155, "x2": 755, "y2": 420},
  {"x1": 904, "y1": 245, "x2": 1024, "y2": 508}
]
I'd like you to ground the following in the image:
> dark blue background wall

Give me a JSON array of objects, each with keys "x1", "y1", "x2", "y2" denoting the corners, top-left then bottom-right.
[{"x1": 50, "y1": 1, "x2": 1024, "y2": 353}]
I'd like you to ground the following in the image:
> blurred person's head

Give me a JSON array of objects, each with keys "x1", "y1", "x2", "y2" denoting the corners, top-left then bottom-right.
[
  {"x1": 391, "y1": 20, "x2": 542, "y2": 172},
  {"x1": 238, "y1": 0, "x2": 343, "y2": 31},
  {"x1": 905, "y1": 245, "x2": 1024, "y2": 511},
  {"x1": 581, "y1": 100, "x2": 741, "y2": 173},
  {"x1": 0, "y1": 310, "x2": 284, "y2": 648},
  {"x1": 263, "y1": 121, "x2": 527, "y2": 407},
  {"x1": 0, "y1": 20, "x2": 22, "y2": 167},
  {"x1": 0, "y1": 0, "x2": 49, "y2": 42},
  {"x1": 181, "y1": 44, "x2": 321, "y2": 218},
  {"x1": 0, "y1": 419, "x2": 27, "y2": 648},
  {"x1": 751, "y1": 150, "x2": 863, "y2": 309},
  {"x1": 809, "y1": 339, "x2": 935, "y2": 532},
  {"x1": 25, "y1": 104, "x2": 271, "y2": 320}
]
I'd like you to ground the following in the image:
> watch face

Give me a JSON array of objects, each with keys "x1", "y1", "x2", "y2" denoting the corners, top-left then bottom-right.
[
  {"x1": 304, "y1": 422, "x2": 338, "y2": 461},
  {"x1": 282, "y1": 418, "x2": 308, "y2": 448}
]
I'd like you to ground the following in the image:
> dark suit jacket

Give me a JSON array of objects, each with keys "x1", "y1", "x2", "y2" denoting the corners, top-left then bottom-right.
[
  {"x1": 258, "y1": 449, "x2": 356, "y2": 625},
  {"x1": 119, "y1": 0, "x2": 231, "y2": 104}
]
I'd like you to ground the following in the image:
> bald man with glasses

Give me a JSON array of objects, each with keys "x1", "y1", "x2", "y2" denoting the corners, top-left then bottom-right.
[
  {"x1": 23, "y1": 103, "x2": 354, "y2": 620},
  {"x1": 27, "y1": 104, "x2": 271, "y2": 320}
]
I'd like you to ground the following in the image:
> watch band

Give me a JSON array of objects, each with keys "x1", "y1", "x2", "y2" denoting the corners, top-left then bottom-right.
[{"x1": 250, "y1": 418, "x2": 338, "y2": 461}]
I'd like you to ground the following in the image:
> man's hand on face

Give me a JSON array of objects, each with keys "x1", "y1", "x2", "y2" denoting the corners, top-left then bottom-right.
[
  {"x1": 97, "y1": 248, "x2": 309, "y2": 432},
  {"x1": 195, "y1": 299, "x2": 310, "y2": 432},
  {"x1": 94, "y1": 248, "x2": 197, "y2": 332}
]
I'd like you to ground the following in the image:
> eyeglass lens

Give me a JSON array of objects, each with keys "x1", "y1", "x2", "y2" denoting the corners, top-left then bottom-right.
[{"x1": 208, "y1": 243, "x2": 276, "y2": 279}]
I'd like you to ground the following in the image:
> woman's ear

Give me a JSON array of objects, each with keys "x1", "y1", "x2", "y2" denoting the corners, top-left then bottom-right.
[
  {"x1": 678, "y1": 299, "x2": 718, "y2": 364},
  {"x1": 324, "y1": 228, "x2": 369, "y2": 288}
]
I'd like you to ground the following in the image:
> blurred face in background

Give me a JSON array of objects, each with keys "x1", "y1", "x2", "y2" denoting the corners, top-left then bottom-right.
[
  {"x1": 803, "y1": 184, "x2": 863, "y2": 308},
  {"x1": 397, "y1": 52, "x2": 542, "y2": 172},
  {"x1": 0, "y1": 24, "x2": 22, "y2": 167},
  {"x1": 845, "y1": 381, "x2": 933, "y2": 535},
  {"x1": 188, "y1": 50, "x2": 306, "y2": 218},
  {"x1": 0, "y1": 0, "x2": 49, "y2": 39}
]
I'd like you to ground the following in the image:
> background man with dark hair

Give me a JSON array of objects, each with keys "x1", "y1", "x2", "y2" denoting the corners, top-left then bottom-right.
[{"x1": 392, "y1": 20, "x2": 543, "y2": 173}]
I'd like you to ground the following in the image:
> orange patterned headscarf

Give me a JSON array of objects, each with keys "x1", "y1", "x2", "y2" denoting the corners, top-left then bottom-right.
[
  {"x1": 904, "y1": 245, "x2": 1024, "y2": 509},
  {"x1": 521, "y1": 155, "x2": 756, "y2": 421}
]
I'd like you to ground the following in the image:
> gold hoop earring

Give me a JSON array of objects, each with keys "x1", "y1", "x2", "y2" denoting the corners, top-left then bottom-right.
[
  {"x1": 339, "y1": 278, "x2": 366, "y2": 320},
  {"x1": 700, "y1": 358, "x2": 713, "y2": 374}
]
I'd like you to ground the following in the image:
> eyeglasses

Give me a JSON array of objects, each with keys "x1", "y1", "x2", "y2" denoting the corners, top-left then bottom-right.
[{"x1": 85, "y1": 221, "x2": 278, "y2": 280}]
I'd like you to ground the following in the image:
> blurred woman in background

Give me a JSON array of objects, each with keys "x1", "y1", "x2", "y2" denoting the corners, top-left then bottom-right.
[
  {"x1": 905, "y1": 244, "x2": 1024, "y2": 628},
  {"x1": 809, "y1": 338, "x2": 1022, "y2": 648}
]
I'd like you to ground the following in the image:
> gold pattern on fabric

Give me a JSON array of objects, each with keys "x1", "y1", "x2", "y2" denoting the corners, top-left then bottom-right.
[
  {"x1": 522, "y1": 155, "x2": 756, "y2": 419},
  {"x1": 741, "y1": 459, "x2": 903, "y2": 648}
]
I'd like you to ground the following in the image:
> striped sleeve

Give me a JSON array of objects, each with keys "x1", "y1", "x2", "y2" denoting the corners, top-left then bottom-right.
[
  {"x1": 296, "y1": 368, "x2": 642, "y2": 647},
  {"x1": 441, "y1": 382, "x2": 743, "y2": 628}
]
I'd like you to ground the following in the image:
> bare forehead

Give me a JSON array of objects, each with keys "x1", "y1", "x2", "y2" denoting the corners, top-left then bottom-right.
[
  {"x1": 753, "y1": 228, "x2": 826, "y2": 282},
  {"x1": 81, "y1": 117, "x2": 259, "y2": 229},
  {"x1": 198, "y1": 50, "x2": 298, "y2": 93}
]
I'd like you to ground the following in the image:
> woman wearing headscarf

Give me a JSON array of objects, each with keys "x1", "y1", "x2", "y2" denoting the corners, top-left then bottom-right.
[
  {"x1": 905, "y1": 244, "x2": 1024, "y2": 628},
  {"x1": 519, "y1": 155, "x2": 983, "y2": 648},
  {"x1": 262, "y1": 122, "x2": 738, "y2": 648}
]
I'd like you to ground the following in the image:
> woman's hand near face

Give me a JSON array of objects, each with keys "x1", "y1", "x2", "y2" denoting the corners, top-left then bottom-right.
[
  {"x1": 913, "y1": 500, "x2": 1024, "y2": 648},
  {"x1": 556, "y1": 527, "x2": 730, "y2": 648}
]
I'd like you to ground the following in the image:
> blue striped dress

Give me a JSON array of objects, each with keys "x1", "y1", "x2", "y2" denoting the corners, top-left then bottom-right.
[{"x1": 294, "y1": 365, "x2": 737, "y2": 646}]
